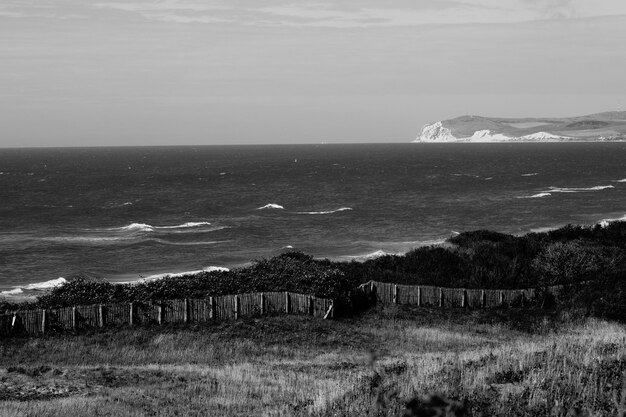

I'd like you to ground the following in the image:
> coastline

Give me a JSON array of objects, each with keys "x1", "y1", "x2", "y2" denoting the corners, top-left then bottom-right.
[{"x1": 3, "y1": 213, "x2": 625, "y2": 305}]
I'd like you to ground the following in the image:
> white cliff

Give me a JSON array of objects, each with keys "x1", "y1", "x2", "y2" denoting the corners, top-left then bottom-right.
[
  {"x1": 416, "y1": 121, "x2": 458, "y2": 142},
  {"x1": 414, "y1": 123, "x2": 574, "y2": 143}
]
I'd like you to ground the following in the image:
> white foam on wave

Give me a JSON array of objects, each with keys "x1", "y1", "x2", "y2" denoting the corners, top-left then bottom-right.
[
  {"x1": 0, "y1": 288, "x2": 24, "y2": 296},
  {"x1": 23, "y1": 277, "x2": 68, "y2": 290},
  {"x1": 529, "y1": 226, "x2": 560, "y2": 234},
  {"x1": 340, "y1": 250, "x2": 390, "y2": 262},
  {"x1": 598, "y1": 214, "x2": 626, "y2": 228},
  {"x1": 297, "y1": 207, "x2": 353, "y2": 215},
  {"x1": 547, "y1": 185, "x2": 614, "y2": 193},
  {"x1": 157, "y1": 222, "x2": 212, "y2": 229},
  {"x1": 257, "y1": 203, "x2": 284, "y2": 210},
  {"x1": 1, "y1": 277, "x2": 68, "y2": 297},
  {"x1": 120, "y1": 266, "x2": 230, "y2": 284},
  {"x1": 111, "y1": 221, "x2": 214, "y2": 232},
  {"x1": 518, "y1": 192, "x2": 552, "y2": 199},
  {"x1": 115, "y1": 222, "x2": 154, "y2": 232},
  {"x1": 614, "y1": 178, "x2": 626, "y2": 183},
  {"x1": 521, "y1": 173, "x2": 539, "y2": 177}
]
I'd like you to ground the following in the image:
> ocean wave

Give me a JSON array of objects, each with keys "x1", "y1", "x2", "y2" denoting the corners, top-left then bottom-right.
[
  {"x1": 257, "y1": 203, "x2": 284, "y2": 210},
  {"x1": 598, "y1": 214, "x2": 626, "y2": 228},
  {"x1": 114, "y1": 222, "x2": 154, "y2": 232},
  {"x1": 0, "y1": 288, "x2": 24, "y2": 296},
  {"x1": 110, "y1": 221, "x2": 214, "y2": 232},
  {"x1": 339, "y1": 250, "x2": 390, "y2": 262},
  {"x1": 23, "y1": 277, "x2": 68, "y2": 290},
  {"x1": 613, "y1": 178, "x2": 626, "y2": 183},
  {"x1": 119, "y1": 266, "x2": 230, "y2": 284},
  {"x1": 521, "y1": 173, "x2": 539, "y2": 177},
  {"x1": 547, "y1": 185, "x2": 614, "y2": 193},
  {"x1": 297, "y1": 207, "x2": 353, "y2": 215},
  {"x1": 105, "y1": 201, "x2": 134, "y2": 209},
  {"x1": 42, "y1": 233, "x2": 228, "y2": 246},
  {"x1": 157, "y1": 222, "x2": 212, "y2": 229},
  {"x1": 451, "y1": 173, "x2": 480, "y2": 178},
  {"x1": 42, "y1": 236, "x2": 131, "y2": 244},
  {"x1": 145, "y1": 238, "x2": 227, "y2": 246},
  {"x1": 529, "y1": 226, "x2": 560, "y2": 234},
  {"x1": 517, "y1": 192, "x2": 552, "y2": 199},
  {"x1": 1, "y1": 277, "x2": 68, "y2": 297}
]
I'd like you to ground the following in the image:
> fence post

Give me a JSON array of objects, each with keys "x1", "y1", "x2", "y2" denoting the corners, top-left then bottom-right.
[
  {"x1": 371, "y1": 283, "x2": 377, "y2": 305},
  {"x1": 369, "y1": 281, "x2": 374, "y2": 293},
  {"x1": 481, "y1": 290, "x2": 486, "y2": 308},
  {"x1": 439, "y1": 288, "x2": 444, "y2": 308},
  {"x1": 183, "y1": 299, "x2": 189, "y2": 324},
  {"x1": 157, "y1": 304, "x2": 163, "y2": 325},
  {"x1": 499, "y1": 291, "x2": 504, "y2": 306},
  {"x1": 520, "y1": 290, "x2": 525, "y2": 307},
  {"x1": 11, "y1": 311, "x2": 17, "y2": 331},
  {"x1": 393, "y1": 285, "x2": 398, "y2": 304},
  {"x1": 462, "y1": 289, "x2": 467, "y2": 308},
  {"x1": 260, "y1": 293, "x2": 265, "y2": 315},
  {"x1": 98, "y1": 304, "x2": 105, "y2": 328},
  {"x1": 209, "y1": 297, "x2": 215, "y2": 320},
  {"x1": 72, "y1": 307, "x2": 76, "y2": 329},
  {"x1": 285, "y1": 292, "x2": 290, "y2": 314},
  {"x1": 417, "y1": 286, "x2": 421, "y2": 307},
  {"x1": 41, "y1": 309, "x2": 46, "y2": 335},
  {"x1": 129, "y1": 303, "x2": 133, "y2": 326},
  {"x1": 309, "y1": 296, "x2": 314, "y2": 316},
  {"x1": 323, "y1": 302, "x2": 334, "y2": 320},
  {"x1": 234, "y1": 295, "x2": 240, "y2": 320}
]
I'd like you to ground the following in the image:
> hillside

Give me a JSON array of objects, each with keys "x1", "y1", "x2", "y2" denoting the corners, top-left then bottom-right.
[{"x1": 414, "y1": 111, "x2": 626, "y2": 142}]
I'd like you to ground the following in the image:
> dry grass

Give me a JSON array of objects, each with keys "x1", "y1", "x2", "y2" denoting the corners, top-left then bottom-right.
[{"x1": 0, "y1": 306, "x2": 625, "y2": 416}]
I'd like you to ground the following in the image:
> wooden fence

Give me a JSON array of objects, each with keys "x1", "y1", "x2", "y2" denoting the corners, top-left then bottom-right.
[
  {"x1": 356, "y1": 280, "x2": 563, "y2": 308},
  {"x1": 0, "y1": 292, "x2": 334, "y2": 338}
]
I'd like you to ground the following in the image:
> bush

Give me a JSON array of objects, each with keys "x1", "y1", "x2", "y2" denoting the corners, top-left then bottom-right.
[
  {"x1": 33, "y1": 223, "x2": 626, "y2": 323},
  {"x1": 37, "y1": 252, "x2": 355, "y2": 310}
]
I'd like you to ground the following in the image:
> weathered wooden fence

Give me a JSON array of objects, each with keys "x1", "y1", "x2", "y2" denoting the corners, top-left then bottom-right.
[
  {"x1": 0, "y1": 292, "x2": 334, "y2": 338},
  {"x1": 356, "y1": 280, "x2": 563, "y2": 308}
]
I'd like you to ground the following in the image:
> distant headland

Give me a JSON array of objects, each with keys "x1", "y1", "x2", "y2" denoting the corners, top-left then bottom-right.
[{"x1": 414, "y1": 111, "x2": 626, "y2": 143}]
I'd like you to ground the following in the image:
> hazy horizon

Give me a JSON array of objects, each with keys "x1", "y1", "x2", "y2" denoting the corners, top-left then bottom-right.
[{"x1": 2, "y1": 0, "x2": 626, "y2": 147}]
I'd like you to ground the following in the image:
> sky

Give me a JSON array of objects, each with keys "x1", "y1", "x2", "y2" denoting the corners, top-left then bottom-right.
[{"x1": 1, "y1": 0, "x2": 625, "y2": 147}]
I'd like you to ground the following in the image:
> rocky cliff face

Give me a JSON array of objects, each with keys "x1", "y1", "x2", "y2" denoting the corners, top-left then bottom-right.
[
  {"x1": 414, "y1": 112, "x2": 626, "y2": 142},
  {"x1": 418, "y1": 121, "x2": 457, "y2": 142}
]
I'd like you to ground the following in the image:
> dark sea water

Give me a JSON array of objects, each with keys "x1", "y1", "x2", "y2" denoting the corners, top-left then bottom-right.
[{"x1": 1, "y1": 143, "x2": 625, "y2": 296}]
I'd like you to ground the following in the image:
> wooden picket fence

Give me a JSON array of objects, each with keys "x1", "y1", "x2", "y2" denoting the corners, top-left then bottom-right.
[
  {"x1": 0, "y1": 292, "x2": 334, "y2": 337},
  {"x1": 356, "y1": 280, "x2": 563, "y2": 308}
]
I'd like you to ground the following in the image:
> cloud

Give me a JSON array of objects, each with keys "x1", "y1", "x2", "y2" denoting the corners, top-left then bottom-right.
[
  {"x1": 3, "y1": 0, "x2": 626, "y2": 26},
  {"x1": 0, "y1": 1, "x2": 87, "y2": 20},
  {"x1": 518, "y1": 0, "x2": 578, "y2": 19},
  {"x1": 89, "y1": 0, "x2": 538, "y2": 27}
]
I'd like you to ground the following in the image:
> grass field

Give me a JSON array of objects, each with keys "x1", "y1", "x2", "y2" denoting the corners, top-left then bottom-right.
[{"x1": 1, "y1": 305, "x2": 625, "y2": 416}]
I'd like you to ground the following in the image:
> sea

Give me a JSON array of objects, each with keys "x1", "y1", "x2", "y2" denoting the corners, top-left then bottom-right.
[{"x1": 1, "y1": 143, "x2": 625, "y2": 298}]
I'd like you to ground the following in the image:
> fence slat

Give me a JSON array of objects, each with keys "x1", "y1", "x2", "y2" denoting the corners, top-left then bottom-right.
[
  {"x1": 2, "y1": 280, "x2": 547, "y2": 337},
  {"x1": 369, "y1": 281, "x2": 545, "y2": 309}
]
